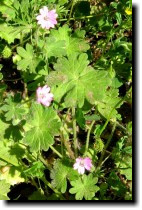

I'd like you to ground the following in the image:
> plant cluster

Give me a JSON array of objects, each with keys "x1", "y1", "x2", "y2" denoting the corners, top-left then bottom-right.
[{"x1": 0, "y1": 0, "x2": 132, "y2": 200}]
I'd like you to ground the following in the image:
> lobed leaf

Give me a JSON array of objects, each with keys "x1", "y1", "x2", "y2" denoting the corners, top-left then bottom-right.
[
  {"x1": 47, "y1": 53, "x2": 111, "y2": 108},
  {"x1": 24, "y1": 103, "x2": 61, "y2": 152},
  {"x1": 69, "y1": 174, "x2": 99, "y2": 200}
]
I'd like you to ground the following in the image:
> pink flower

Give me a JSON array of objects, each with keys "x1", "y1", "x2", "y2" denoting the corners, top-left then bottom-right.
[
  {"x1": 36, "y1": 85, "x2": 53, "y2": 107},
  {"x1": 36, "y1": 6, "x2": 58, "y2": 29},
  {"x1": 73, "y1": 157, "x2": 93, "y2": 174}
]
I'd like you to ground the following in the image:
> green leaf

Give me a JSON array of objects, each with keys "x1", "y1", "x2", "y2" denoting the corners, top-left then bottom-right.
[
  {"x1": 115, "y1": 12, "x2": 122, "y2": 25},
  {"x1": 24, "y1": 103, "x2": 61, "y2": 152},
  {"x1": 84, "y1": 114, "x2": 101, "y2": 121},
  {"x1": 94, "y1": 138, "x2": 104, "y2": 153},
  {"x1": 1, "y1": 94, "x2": 28, "y2": 125},
  {"x1": 49, "y1": 25, "x2": 90, "y2": 56},
  {"x1": 0, "y1": 166, "x2": 25, "y2": 185},
  {"x1": 119, "y1": 154, "x2": 132, "y2": 180},
  {"x1": 47, "y1": 53, "x2": 111, "y2": 108},
  {"x1": 69, "y1": 174, "x2": 99, "y2": 200},
  {"x1": 108, "y1": 172, "x2": 127, "y2": 196},
  {"x1": 24, "y1": 161, "x2": 45, "y2": 178},
  {"x1": 0, "y1": 24, "x2": 20, "y2": 44},
  {"x1": 97, "y1": 87, "x2": 122, "y2": 120},
  {"x1": 50, "y1": 159, "x2": 79, "y2": 193},
  {"x1": 0, "y1": 141, "x2": 19, "y2": 166},
  {"x1": 0, "y1": 180, "x2": 10, "y2": 200},
  {"x1": 28, "y1": 191, "x2": 47, "y2": 200},
  {"x1": 17, "y1": 43, "x2": 41, "y2": 73},
  {"x1": 0, "y1": 73, "x2": 3, "y2": 80},
  {"x1": 39, "y1": 37, "x2": 66, "y2": 59},
  {"x1": 0, "y1": 118, "x2": 9, "y2": 139},
  {"x1": 76, "y1": 108, "x2": 85, "y2": 129}
]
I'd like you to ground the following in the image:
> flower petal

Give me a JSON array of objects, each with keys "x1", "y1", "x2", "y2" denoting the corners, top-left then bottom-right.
[{"x1": 78, "y1": 166, "x2": 85, "y2": 174}]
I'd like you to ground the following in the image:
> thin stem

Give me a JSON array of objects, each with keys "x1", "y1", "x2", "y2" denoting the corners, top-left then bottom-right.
[
  {"x1": 20, "y1": 32, "x2": 23, "y2": 46},
  {"x1": 61, "y1": 15, "x2": 94, "y2": 22},
  {"x1": 115, "y1": 121, "x2": 127, "y2": 132},
  {"x1": 38, "y1": 154, "x2": 51, "y2": 170},
  {"x1": 97, "y1": 122, "x2": 116, "y2": 169},
  {"x1": 100, "y1": 153, "x2": 111, "y2": 168},
  {"x1": 12, "y1": 37, "x2": 31, "y2": 50},
  {"x1": 68, "y1": 0, "x2": 75, "y2": 22},
  {"x1": 84, "y1": 120, "x2": 95, "y2": 156},
  {"x1": 61, "y1": 138, "x2": 64, "y2": 157},
  {"x1": 49, "y1": 145, "x2": 63, "y2": 158},
  {"x1": 3, "y1": 78, "x2": 22, "y2": 81},
  {"x1": 98, "y1": 97, "x2": 124, "y2": 138},
  {"x1": 99, "y1": 86, "x2": 132, "y2": 138},
  {"x1": 41, "y1": 177, "x2": 65, "y2": 200},
  {"x1": 72, "y1": 107, "x2": 78, "y2": 157},
  {"x1": 60, "y1": 10, "x2": 116, "y2": 22},
  {"x1": 60, "y1": 128, "x2": 75, "y2": 159}
]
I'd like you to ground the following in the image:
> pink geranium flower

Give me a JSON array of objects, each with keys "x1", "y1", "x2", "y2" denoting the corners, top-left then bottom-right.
[
  {"x1": 36, "y1": 85, "x2": 53, "y2": 107},
  {"x1": 73, "y1": 157, "x2": 93, "y2": 174},
  {"x1": 36, "y1": 6, "x2": 58, "y2": 29}
]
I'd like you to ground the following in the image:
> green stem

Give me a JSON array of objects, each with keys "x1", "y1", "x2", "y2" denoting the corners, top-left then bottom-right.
[
  {"x1": 49, "y1": 145, "x2": 63, "y2": 159},
  {"x1": 60, "y1": 128, "x2": 75, "y2": 159},
  {"x1": 97, "y1": 122, "x2": 116, "y2": 169},
  {"x1": 12, "y1": 37, "x2": 31, "y2": 50},
  {"x1": 84, "y1": 120, "x2": 95, "y2": 156},
  {"x1": 72, "y1": 107, "x2": 78, "y2": 157},
  {"x1": 3, "y1": 78, "x2": 22, "y2": 81},
  {"x1": 38, "y1": 155, "x2": 51, "y2": 170},
  {"x1": 115, "y1": 121, "x2": 127, "y2": 132},
  {"x1": 61, "y1": 138, "x2": 64, "y2": 157},
  {"x1": 60, "y1": 10, "x2": 116, "y2": 22},
  {"x1": 41, "y1": 177, "x2": 65, "y2": 200},
  {"x1": 68, "y1": 0, "x2": 75, "y2": 22},
  {"x1": 98, "y1": 97, "x2": 124, "y2": 138},
  {"x1": 20, "y1": 32, "x2": 23, "y2": 46},
  {"x1": 61, "y1": 15, "x2": 94, "y2": 22},
  {"x1": 98, "y1": 86, "x2": 132, "y2": 138}
]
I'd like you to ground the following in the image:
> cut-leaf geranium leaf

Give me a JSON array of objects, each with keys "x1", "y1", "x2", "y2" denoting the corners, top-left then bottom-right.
[
  {"x1": 0, "y1": 180, "x2": 10, "y2": 200},
  {"x1": 69, "y1": 174, "x2": 99, "y2": 200},
  {"x1": 24, "y1": 103, "x2": 61, "y2": 152},
  {"x1": 1, "y1": 94, "x2": 28, "y2": 125},
  {"x1": 17, "y1": 43, "x2": 41, "y2": 73},
  {"x1": 49, "y1": 25, "x2": 90, "y2": 56},
  {"x1": 50, "y1": 159, "x2": 79, "y2": 193},
  {"x1": 97, "y1": 87, "x2": 123, "y2": 120},
  {"x1": 0, "y1": 141, "x2": 19, "y2": 167},
  {"x1": 47, "y1": 53, "x2": 111, "y2": 108}
]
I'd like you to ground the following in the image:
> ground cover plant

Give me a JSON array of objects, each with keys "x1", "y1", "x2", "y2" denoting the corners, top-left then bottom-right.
[{"x1": 0, "y1": 0, "x2": 132, "y2": 201}]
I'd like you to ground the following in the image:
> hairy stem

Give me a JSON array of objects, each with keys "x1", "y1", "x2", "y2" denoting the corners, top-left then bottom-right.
[
  {"x1": 41, "y1": 177, "x2": 65, "y2": 200},
  {"x1": 84, "y1": 120, "x2": 95, "y2": 156},
  {"x1": 68, "y1": 0, "x2": 75, "y2": 22},
  {"x1": 98, "y1": 86, "x2": 132, "y2": 138},
  {"x1": 60, "y1": 129, "x2": 75, "y2": 159},
  {"x1": 97, "y1": 122, "x2": 116, "y2": 169},
  {"x1": 38, "y1": 154, "x2": 51, "y2": 170},
  {"x1": 49, "y1": 145, "x2": 63, "y2": 159},
  {"x1": 72, "y1": 107, "x2": 78, "y2": 157},
  {"x1": 98, "y1": 97, "x2": 124, "y2": 138}
]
